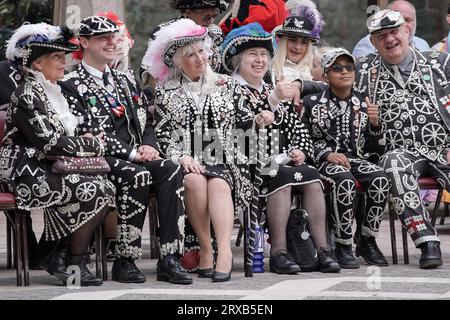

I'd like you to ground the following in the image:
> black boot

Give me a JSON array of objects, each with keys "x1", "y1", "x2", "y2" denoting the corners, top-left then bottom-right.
[
  {"x1": 317, "y1": 248, "x2": 341, "y2": 273},
  {"x1": 355, "y1": 236, "x2": 389, "y2": 266},
  {"x1": 269, "y1": 251, "x2": 300, "y2": 274},
  {"x1": 157, "y1": 255, "x2": 193, "y2": 284},
  {"x1": 335, "y1": 243, "x2": 359, "y2": 269},
  {"x1": 70, "y1": 255, "x2": 103, "y2": 286},
  {"x1": 40, "y1": 240, "x2": 70, "y2": 284},
  {"x1": 419, "y1": 241, "x2": 443, "y2": 269}
]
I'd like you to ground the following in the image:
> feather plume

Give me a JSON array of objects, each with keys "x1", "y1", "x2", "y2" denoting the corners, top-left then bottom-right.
[
  {"x1": 285, "y1": 0, "x2": 323, "y2": 40},
  {"x1": 285, "y1": 0, "x2": 317, "y2": 16},
  {"x1": 141, "y1": 19, "x2": 207, "y2": 82},
  {"x1": 6, "y1": 23, "x2": 61, "y2": 61}
]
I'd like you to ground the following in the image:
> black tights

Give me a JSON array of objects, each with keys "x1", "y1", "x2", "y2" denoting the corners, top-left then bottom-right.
[{"x1": 68, "y1": 208, "x2": 110, "y2": 256}]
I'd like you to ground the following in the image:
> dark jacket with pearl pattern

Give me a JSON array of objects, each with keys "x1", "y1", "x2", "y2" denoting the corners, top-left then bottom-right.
[{"x1": 60, "y1": 64, "x2": 157, "y2": 161}]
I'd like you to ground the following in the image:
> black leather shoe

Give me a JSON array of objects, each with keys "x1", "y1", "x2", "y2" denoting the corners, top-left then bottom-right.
[
  {"x1": 355, "y1": 236, "x2": 389, "y2": 267},
  {"x1": 318, "y1": 248, "x2": 341, "y2": 273},
  {"x1": 112, "y1": 257, "x2": 146, "y2": 283},
  {"x1": 269, "y1": 251, "x2": 300, "y2": 274},
  {"x1": 70, "y1": 255, "x2": 103, "y2": 286},
  {"x1": 335, "y1": 243, "x2": 360, "y2": 269},
  {"x1": 419, "y1": 241, "x2": 443, "y2": 269},
  {"x1": 157, "y1": 255, "x2": 193, "y2": 284},
  {"x1": 198, "y1": 268, "x2": 214, "y2": 278}
]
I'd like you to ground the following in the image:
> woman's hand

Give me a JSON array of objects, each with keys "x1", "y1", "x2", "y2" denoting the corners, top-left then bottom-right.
[
  {"x1": 275, "y1": 74, "x2": 295, "y2": 100},
  {"x1": 179, "y1": 155, "x2": 205, "y2": 174},
  {"x1": 255, "y1": 110, "x2": 275, "y2": 127},
  {"x1": 290, "y1": 149, "x2": 306, "y2": 166}
]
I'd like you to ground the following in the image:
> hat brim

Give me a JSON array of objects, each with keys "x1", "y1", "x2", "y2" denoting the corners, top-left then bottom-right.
[
  {"x1": 323, "y1": 53, "x2": 356, "y2": 73},
  {"x1": 26, "y1": 42, "x2": 79, "y2": 66},
  {"x1": 275, "y1": 30, "x2": 319, "y2": 43},
  {"x1": 369, "y1": 25, "x2": 402, "y2": 35},
  {"x1": 163, "y1": 30, "x2": 209, "y2": 68},
  {"x1": 222, "y1": 36, "x2": 274, "y2": 73}
]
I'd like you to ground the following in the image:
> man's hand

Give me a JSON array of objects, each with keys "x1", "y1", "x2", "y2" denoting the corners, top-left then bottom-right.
[
  {"x1": 290, "y1": 149, "x2": 306, "y2": 166},
  {"x1": 365, "y1": 97, "x2": 380, "y2": 128},
  {"x1": 256, "y1": 110, "x2": 275, "y2": 127},
  {"x1": 447, "y1": 150, "x2": 450, "y2": 165},
  {"x1": 138, "y1": 145, "x2": 160, "y2": 162},
  {"x1": 326, "y1": 152, "x2": 351, "y2": 169},
  {"x1": 179, "y1": 155, "x2": 205, "y2": 174}
]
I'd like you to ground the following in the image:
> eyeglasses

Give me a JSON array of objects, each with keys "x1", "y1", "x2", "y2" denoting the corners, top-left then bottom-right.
[{"x1": 328, "y1": 63, "x2": 355, "y2": 73}]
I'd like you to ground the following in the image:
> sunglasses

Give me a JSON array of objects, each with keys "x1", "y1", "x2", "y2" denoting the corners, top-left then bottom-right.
[{"x1": 328, "y1": 63, "x2": 356, "y2": 73}]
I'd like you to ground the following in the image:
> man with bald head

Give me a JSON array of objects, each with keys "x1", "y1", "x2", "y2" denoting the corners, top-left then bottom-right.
[
  {"x1": 353, "y1": 0, "x2": 430, "y2": 58},
  {"x1": 354, "y1": 9, "x2": 450, "y2": 269}
]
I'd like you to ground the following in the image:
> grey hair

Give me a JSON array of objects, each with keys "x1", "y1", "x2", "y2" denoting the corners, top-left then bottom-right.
[
  {"x1": 166, "y1": 37, "x2": 219, "y2": 93},
  {"x1": 229, "y1": 48, "x2": 272, "y2": 78}
]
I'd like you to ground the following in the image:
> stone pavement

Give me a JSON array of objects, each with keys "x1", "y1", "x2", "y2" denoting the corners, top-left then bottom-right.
[{"x1": 0, "y1": 207, "x2": 449, "y2": 301}]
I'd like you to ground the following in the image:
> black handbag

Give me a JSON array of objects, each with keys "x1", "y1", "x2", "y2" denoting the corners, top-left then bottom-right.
[{"x1": 286, "y1": 208, "x2": 318, "y2": 272}]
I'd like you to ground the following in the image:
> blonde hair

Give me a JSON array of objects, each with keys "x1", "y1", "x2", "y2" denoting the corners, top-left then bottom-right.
[{"x1": 271, "y1": 36, "x2": 314, "y2": 81}]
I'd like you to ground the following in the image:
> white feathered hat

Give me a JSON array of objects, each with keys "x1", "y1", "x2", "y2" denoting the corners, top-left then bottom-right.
[{"x1": 6, "y1": 22, "x2": 78, "y2": 67}]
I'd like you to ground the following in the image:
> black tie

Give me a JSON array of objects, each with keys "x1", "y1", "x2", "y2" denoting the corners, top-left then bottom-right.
[{"x1": 102, "y1": 71, "x2": 110, "y2": 87}]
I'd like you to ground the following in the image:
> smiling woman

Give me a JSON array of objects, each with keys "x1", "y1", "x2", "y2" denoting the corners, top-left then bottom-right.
[
  {"x1": 271, "y1": 0, "x2": 323, "y2": 83},
  {"x1": 0, "y1": 22, "x2": 116, "y2": 287}
]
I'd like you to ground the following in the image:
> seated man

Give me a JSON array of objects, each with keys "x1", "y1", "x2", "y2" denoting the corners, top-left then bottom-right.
[
  {"x1": 302, "y1": 48, "x2": 389, "y2": 269},
  {"x1": 352, "y1": 0, "x2": 429, "y2": 58},
  {"x1": 355, "y1": 9, "x2": 450, "y2": 269},
  {"x1": 60, "y1": 16, "x2": 192, "y2": 284}
]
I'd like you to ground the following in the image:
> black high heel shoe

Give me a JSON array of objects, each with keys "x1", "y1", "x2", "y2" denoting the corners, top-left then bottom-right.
[
  {"x1": 212, "y1": 258, "x2": 233, "y2": 282},
  {"x1": 198, "y1": 268, "x2": 214, "y2": 278}
]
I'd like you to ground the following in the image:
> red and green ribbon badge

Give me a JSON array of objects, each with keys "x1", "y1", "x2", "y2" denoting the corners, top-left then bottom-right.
[{"x1": 88, "y1": 96, "x2": 97, "y2": 106}]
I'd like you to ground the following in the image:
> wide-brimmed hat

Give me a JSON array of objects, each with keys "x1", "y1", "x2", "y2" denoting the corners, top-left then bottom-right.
[
  {"x1": 142, "y1": 19, "x2": 210, "y2": 82},
  {"x1": 220, "y1": 22, "x2": 273, "y2": 74},
  {"x1": 5, "y1": 23, "x2": 78, "y2": 67},
  {"x1": 321, "y1": 48, "x2": 355, "y2": 73},
  {"x1": 367, "y1": 9, "x2": 405, "y2": 34},
  {"x1": 77, "y1": 15, "x2": 119, "y2": 37},
  {"x1": 170, "y1": 0, "x2": 230, "y2": 13}
]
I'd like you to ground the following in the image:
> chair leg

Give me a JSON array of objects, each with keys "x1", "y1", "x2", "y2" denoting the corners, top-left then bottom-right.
[
  {"x1": 148, "y1": 197, "x2": 160, "y2": 260},
  {"x1": 431, "y1": 189, "x2": 443, "y2": 226},
  {"x1": 235, "y1": 225, "x2": 244, "y2": 247},
  {"x1": 401, "y1": 226, "x2": 409, "y2": 265},
  {"x1": 6, "y1": 216, "x2": 12, "y2": 269},
  {"x1": 441, "y1": 202, "x2": 449, "y2": 225},
  {"x1": 14, "y1": 211, "x2": 24, "y2": 286},
  {"x1": 389, "y1": 209, "x2": 398, "y2": 265},
  {"x1": 95, "y1": 226, "x2": 101, "y2": 278},
  {"x1": 19, "y1": 211, "x2": 30, "y2": 286},
  {"x1": 101, "y1": 223, "x2": 108, "y2": 281},
  {"x1": 243, "y1": 211, "x2": 252, "y2": 277}
]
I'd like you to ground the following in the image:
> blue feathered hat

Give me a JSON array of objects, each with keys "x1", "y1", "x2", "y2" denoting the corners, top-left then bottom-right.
[{"x1": 220, "y1": 22, "x2": 273, "y2": 73}]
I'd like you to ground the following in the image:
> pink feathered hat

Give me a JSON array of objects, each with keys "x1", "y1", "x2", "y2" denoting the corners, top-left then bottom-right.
[{"x1": 141, "y1": 19, "x2": 209, "y2": 82}]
